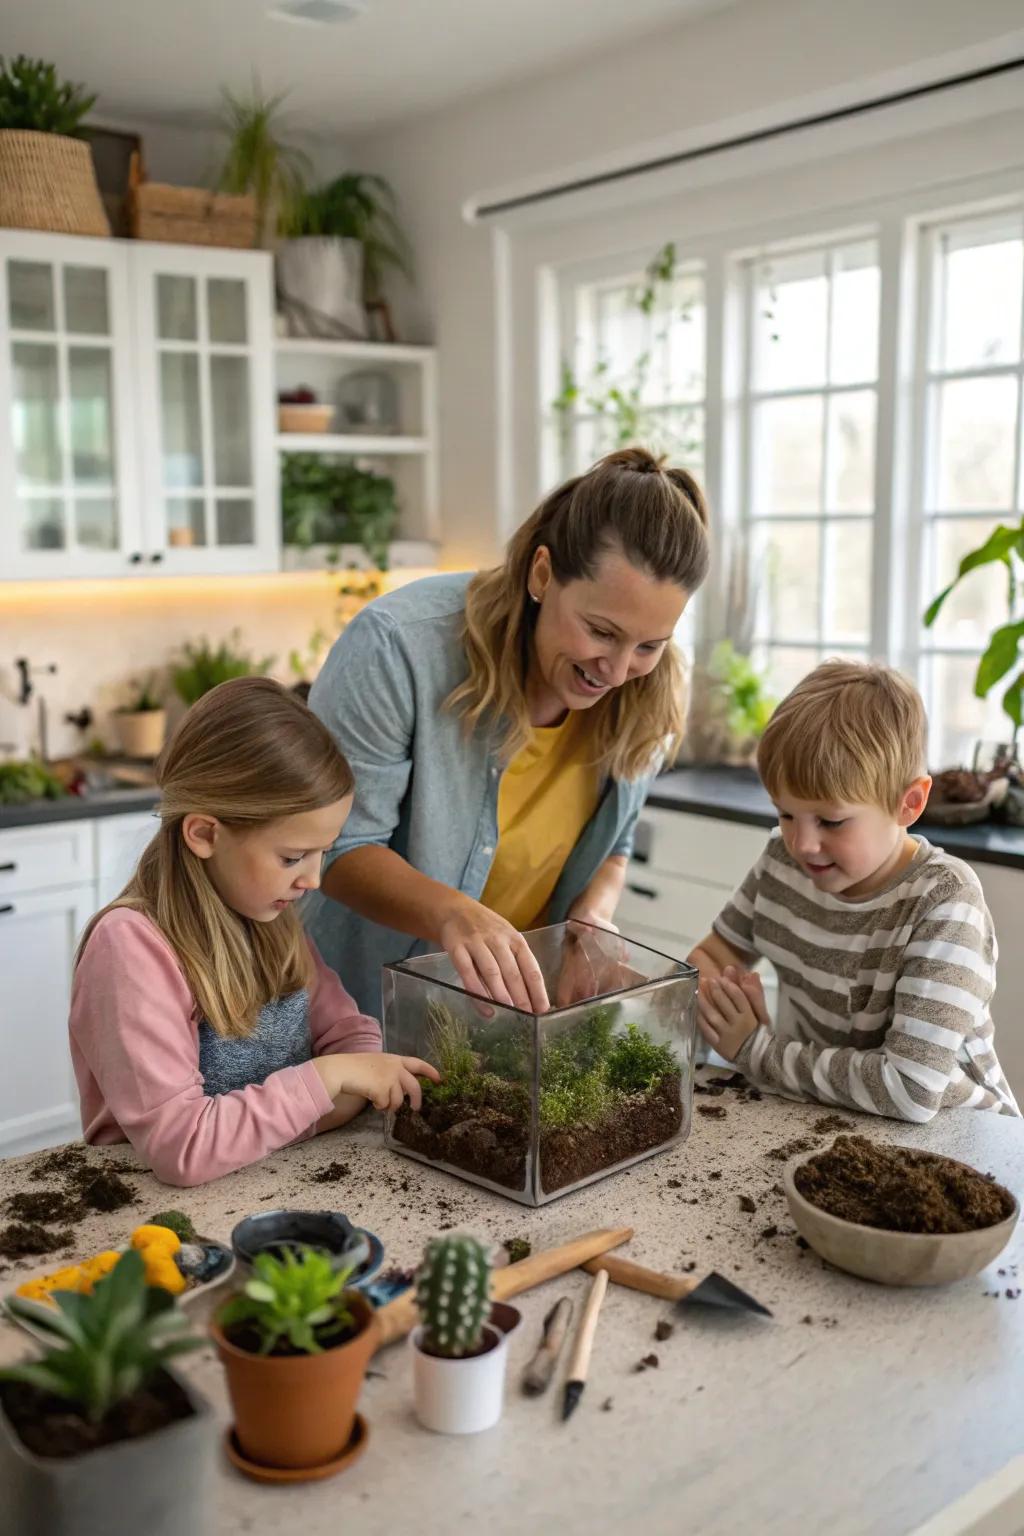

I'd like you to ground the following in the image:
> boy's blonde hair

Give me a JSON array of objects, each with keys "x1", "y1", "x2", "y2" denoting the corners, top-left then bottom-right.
[
  {"x1": 77, "y1": 677, "x2": 354, "y2": 1040},
  {"x1": 756, "y1": 659, "x2": 927, "y2": 814}
]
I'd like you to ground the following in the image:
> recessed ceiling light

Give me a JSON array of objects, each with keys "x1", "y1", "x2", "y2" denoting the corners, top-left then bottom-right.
[{"x1": 268, "y1": 0, "x2": 368, "y2": 24}]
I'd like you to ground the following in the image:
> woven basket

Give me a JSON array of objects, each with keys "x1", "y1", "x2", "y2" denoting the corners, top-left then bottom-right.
[
  {"x1": 0, "y1": 130, "x2": 110, "y2": 237},
  {"x1": 128, "y1": 152, "x2": 257, "y2": 249}
]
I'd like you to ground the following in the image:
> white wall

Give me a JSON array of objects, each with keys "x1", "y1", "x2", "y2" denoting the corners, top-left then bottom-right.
[{"x1": 345, "y1": 0, "x2": 1024, "y2": 567}]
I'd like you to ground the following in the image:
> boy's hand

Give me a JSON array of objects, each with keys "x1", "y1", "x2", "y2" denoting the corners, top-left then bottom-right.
[
  {"x1": 697, "y1": 966, "x2": 771, "y2": 1061},
  {"x1": 314, "y1": 1052, "x2": 440, "y2": 1112}
]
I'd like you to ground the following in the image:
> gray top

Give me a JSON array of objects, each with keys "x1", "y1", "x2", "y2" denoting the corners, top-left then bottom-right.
[
  {"x1": 197, "y1": 989, "x2": 312, "y2": 1096},
  {"x1": 304, "y1": 572, "x2": 655, "y2": 1017}
]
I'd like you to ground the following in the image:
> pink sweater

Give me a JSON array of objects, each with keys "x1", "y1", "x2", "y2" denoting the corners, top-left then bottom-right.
[{"x1": 70, "y1": 907, "x2": 381, "y2": 1187}]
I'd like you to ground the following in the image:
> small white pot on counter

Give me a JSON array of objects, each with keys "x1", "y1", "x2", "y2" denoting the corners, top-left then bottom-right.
[{"x1": 410, "y1": 1323, "x2": 509, "y2": 1434}]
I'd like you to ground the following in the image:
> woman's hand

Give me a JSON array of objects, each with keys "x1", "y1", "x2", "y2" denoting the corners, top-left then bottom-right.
[
  {"x1": 697, "y1": 966, "x2": 770, "y2": 1061},
  {"x1": 313, "y1": 1052, "x2": 440, "y2": 1112},
  {"x1": 439, "y1": 897, "x2": 550, "y2": 1013}
]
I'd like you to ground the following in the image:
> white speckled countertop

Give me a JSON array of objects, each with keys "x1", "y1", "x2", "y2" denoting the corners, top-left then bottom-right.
[{"x1": 2, "y1": 1077, "x2": 1023, "y2": 1536}]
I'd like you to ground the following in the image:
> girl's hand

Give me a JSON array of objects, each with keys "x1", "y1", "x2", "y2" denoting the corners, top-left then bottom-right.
[
  {"x1": 439, "y1": 898, "x2": 550, "y2": 1013},
  {"x1": 314, "y1": 1052, "x2": 440, "y2": 1112},
  {"x1": 697, "y1": 966, "x2": 770, "y2": 1061}
]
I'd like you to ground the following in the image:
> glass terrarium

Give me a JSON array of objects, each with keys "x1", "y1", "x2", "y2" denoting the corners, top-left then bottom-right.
[{"x1": 382, "y1": 921, "x2": 697, "y2": 1206}]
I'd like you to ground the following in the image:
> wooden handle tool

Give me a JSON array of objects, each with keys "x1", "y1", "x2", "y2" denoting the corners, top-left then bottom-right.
[
  {"x1": 522, "y1": 1296, "x2": 573, "y2": 1396},
  {"x1": 562, "y1": 1268, "x2": 608, "y2": 1420},
  {"x1": 372, "y1": 1224, "x2": 633, "y2": 1350},
  {"x1": 583, "y1": 1252, "x2": 771, "y2": 1317}
]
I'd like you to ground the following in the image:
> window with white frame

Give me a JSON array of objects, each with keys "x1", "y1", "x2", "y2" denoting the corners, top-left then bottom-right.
[
  {"x1": 914, "y1": 207, "x2": 1024, "y2": 764},
  {"x1": 741, "y1": 238, "x2": 881, "y2": 701}
]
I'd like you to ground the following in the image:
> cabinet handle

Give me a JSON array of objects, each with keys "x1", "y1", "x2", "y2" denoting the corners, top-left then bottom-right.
[
  {"x1": 626, "y1": 883, "x2": 657, "y2": 900},
  {"x1": 0, "y1": 861, "x2": 15, "y2": 873},
  {"x1": 150, "y1": 551, "x2": 164, "y2": 564},
  {"x1": 631, "y1": 850, "x2": 649, "y2": 865},
  {"x1": 129, "y1": 552, "x2": 142, "y2": 564},
  {"x1": 0, "y1": 903, "x2": 14, "y2": 916}
]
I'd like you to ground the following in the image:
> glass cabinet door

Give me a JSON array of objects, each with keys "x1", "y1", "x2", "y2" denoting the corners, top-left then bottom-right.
[
  {"x1": 134, "y1": 248, "x2": 275, "y2": 573},
  {"x1": 0, "y1": 237, "x2": 139, "y2": 577}
]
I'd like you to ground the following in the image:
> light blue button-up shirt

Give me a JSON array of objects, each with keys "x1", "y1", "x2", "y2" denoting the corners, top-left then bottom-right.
[{"x1": 303, "y1": 572, "x2": 655, "y2": 1017}]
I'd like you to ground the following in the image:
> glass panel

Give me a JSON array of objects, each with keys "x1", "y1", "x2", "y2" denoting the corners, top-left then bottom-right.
[
  {"x1": 925, "y1": 652, "x2": 1013, "y2": 769},
  {"x1": 64, "y1": 267, "x2": 110, "y2": 335},
  {"x1": 754, "y1": 250, "x2": 828, "y2": 391},
  {"x1": 643, "y1": 404, "x2": 704, "y2": 469},
  {"x1": 665, "y1": 273, "x2": 705, "y2": 402},
  {"x1": 11, "y1": 343, "x2": 61, "y2": 484},
  {"x1": 20, "y1": 496, "x2": 65, "y2": 550},
  {"x1": 216, "y1": 497, "x2": 254, "y2": 546},
  {"x1": 938, "y1": 229, "x2": 1023, "y2": 372},
  {"x1": 596, "y1": 283, "x2": 645, "y2": 380},
  {"x1": 824, "y1": 520, "x2": 871, "y2": 644},
  {"x1": 753, "y1": 395, "x2": 824, "y2": 514},
  {"x1": 828, "y1": 390, "x2": 876, "y2": 512},
  {"x1": 210, "y1": 354, "x2": 252, "y2": 486},
  {"x1": 933, "y1": 376, "x2": 1018, "y2": 511},
  {"x1": 75, "y1": 496, "x2": 118, "y2": 550},
  {"x1": 207, "y1": 278, "x2": 247, "y2": 344},
  {"x1": 165, "y1": 498, "x2": 206, "y2": 548},
  {"x1": 156, "y1": 274, "x2": 198, "y2": 341},
  {"x1": 756, "y1": 645, "x2": 819, "y2": 702},
  {"x1": 830, "y1": 242, "x2": 880, "y2": 384},
  {"x1": 927, "y1": 517, "x2": 1013, "y2": 646},
  {"x1": 68, "y1": 347, "x2": 114, "y2": 485},
  {"x1": 754, "y1": 519, "x2": 821, "y2": 642},
  {"x1": 159, "y1": 352, "x2": 203, "y2": 487},
  {"x1": 8, "y1": 261, "x2": 55, "y2": 331}
]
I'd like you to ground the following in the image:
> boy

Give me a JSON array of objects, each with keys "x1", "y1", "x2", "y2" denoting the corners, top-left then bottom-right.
[{"x1": 688, "y1": 660, "x2": 1019, "y2": 1122}]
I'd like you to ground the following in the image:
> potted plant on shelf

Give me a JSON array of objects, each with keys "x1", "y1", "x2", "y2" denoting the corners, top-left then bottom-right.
[
  {"x1": 171, "y1": 631, "x2": 274, "y2": 707},
  {"x1": 277, "y1": 172, "x2": 412, "y2": 341},
  {"x1": 281, "y1": 452, "x2": 399, "y2": 569},
  {"x1": 923, "y1": 515, "x2": 1024, "y2": 823},
  {"x1": 0, "y1": 54, "x2": 108, "y2": 236},
  {"x1": 211, "y1": 1246, "x2": 376, "y2": 1480},
  {"x1": 215, "y1": 77, "x2": 310, "y2": 248},
  {"x1": 410, "y1": 1234, "x2": 512, "y2": 1435},
  {"x1": 111, "y1": 675, "x2": 166, "y2": 761},
  {"x1": 0, "y1": 1250, "x2": 210, "y2": 1536}
]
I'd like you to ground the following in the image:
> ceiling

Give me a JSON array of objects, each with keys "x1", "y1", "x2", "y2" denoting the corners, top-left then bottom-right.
[{"x1": 0, "y1": 0, "x2": 735, "y2": 138}]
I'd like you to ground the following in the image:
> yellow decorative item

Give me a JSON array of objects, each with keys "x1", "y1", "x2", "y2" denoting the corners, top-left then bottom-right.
[
  {"x1": 78, "y1": 1250, "x2": 121, "y2": 1292},
  {"x1": 14, "y1": 1277, "x2": 54, "y2": 1301},
  {"x1": 130, "y1": 1224, "x2": 182, "y2": 1257},
  {"x1": 46, "y1": 1265, "x2": 85, "y2": 1292},
  {"x1": 142, "y1": 1256, "x2": 187, "y2": 1296}
]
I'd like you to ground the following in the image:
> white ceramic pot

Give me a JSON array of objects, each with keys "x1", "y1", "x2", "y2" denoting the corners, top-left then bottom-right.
[
  {"x1": 410, "y1": 1324, "x2": 508, "y2": 1434},
  {"x1": 276, "y1": 237, "x2": 366, "y2": 340}
]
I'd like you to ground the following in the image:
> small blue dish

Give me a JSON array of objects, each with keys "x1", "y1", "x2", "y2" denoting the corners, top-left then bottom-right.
[{"x1": 230, "y1": 1210, "x2": 384, "y2": 1291}]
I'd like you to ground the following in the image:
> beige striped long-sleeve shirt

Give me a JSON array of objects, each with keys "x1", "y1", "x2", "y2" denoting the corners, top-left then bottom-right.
[{"x1": 713, "y1": 832, "x2": 1019, "y2": 1123}]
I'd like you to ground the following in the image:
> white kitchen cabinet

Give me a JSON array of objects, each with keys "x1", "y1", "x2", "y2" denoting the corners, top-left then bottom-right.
[
  {"x1": 94, "y1": 809, "x2": 159, "y2": 909},
  {"x1": 0, "y1": 231, "x2": 276, "y2": 580},
  {"x1": 967, "y1": 859, "x2": 1024, "y2": 1100}
]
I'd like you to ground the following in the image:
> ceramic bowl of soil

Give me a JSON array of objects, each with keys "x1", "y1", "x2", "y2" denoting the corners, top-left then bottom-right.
[
  {"x1": 230, "y1": 1210, "x2": 383, "y2": 1289},
  {"x1": 783, "y1": 1134, "x2": 1019, "y2": 1287}
]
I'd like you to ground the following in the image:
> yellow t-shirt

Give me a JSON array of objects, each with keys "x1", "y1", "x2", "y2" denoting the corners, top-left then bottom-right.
[{"x1": 480, "y1": 715, "x2": 601, "y2": 931}]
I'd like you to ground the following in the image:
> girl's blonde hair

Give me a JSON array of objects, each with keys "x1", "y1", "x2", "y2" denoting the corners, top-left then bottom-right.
[
  {"x1": 447, "y1": 447, "x2": 710, "y2": 780},
  {"x1": 77, "y1": 677, "x2": 354, "y2": 1040},
  {"x1": 757, "y1": 659, "x2": 927, "y2": 814}
]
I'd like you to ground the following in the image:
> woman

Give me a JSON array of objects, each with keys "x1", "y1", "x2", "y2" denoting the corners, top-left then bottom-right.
[{"x1": 304, "y1": 446, "x2": 710, "y2": 1017}]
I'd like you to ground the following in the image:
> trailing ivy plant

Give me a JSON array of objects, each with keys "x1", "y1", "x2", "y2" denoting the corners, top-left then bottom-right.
[
  {"x1": 552, "y1": 242, "x2": 700, "y2": 460},
  {"x1": 0, "y1": 55, "x2": 96, "y2": 137},
  {"x1": 924, "y1": 516, "x2": 1024, "y2": 747},
  {"x1": 281, "y1": 452, "x2": 398, "y2": 568}
]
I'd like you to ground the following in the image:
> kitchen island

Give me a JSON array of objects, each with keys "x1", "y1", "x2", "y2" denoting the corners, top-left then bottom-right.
[{"x1": 1, "y1": 1079, "x2": 1022, "y2": 1536}]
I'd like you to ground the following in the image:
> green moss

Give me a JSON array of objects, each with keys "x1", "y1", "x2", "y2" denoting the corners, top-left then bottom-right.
[
  {"x1": 147, "y1": 1209, "x2": 198, "y2": 1243},
  {"x1": 605, "y1": 1025, "x2": 678, "y2": 1096},
  {"x1": 539, "y1": 1069, "x2": 612, "y2": 1129}
]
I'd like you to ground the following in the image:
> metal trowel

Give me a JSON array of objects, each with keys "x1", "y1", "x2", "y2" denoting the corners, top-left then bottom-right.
[{"x1": 582, "y1": 1252, "x2": 771, "y2": 1317}]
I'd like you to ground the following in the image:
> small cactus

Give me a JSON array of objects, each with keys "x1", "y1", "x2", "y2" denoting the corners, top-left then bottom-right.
[{"x1": 416, "y1": 1234, "x2": 492, "y2": 1357}]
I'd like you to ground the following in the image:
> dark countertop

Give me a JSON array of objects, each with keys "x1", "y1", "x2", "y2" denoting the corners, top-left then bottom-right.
[
  {"x1": 648, "y1": 766, "x2": 1024, "y2": 872},
  {"x1": 0, "y1": 785, "x2": 160, "y2": 832}
]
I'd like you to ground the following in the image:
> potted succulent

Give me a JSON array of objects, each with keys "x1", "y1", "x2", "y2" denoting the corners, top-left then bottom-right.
[
  {"x1": 171, "y1": 630, "x2": 274, "y2": 707},
  {"x1": 0, "y1": 54, "x2": 108, "y2": 236},
  {"x1": 211, "y1": 1246, "x2": 377, "y2": 1479},
  {"x1": 410, "y1": 1234, "x2": 510, "y2": 1435},
  {"x1": 0, "y1": 1250, "x2": 210, "y2": 1536},
  {"x1": 111, "y1": 675, "x2": 166, "y2": 760},
  {"x1": 277, "y1": 172, "x2": 411, "y2": 340}
]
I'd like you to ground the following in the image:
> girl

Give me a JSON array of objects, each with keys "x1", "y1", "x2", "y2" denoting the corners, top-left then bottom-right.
[{"x1": 70, "y1": 676, "x2": 437, "y2": 1187}]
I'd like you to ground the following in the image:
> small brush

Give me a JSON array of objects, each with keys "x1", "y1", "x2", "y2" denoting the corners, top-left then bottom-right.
[{"x1": 562, "y1": 1268, "x2": 608, "y2": 1421}]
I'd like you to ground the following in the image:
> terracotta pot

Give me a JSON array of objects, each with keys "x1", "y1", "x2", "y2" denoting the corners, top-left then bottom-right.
[
  {"x1": 112, "y1": 709, "x2": 166, "y2": 760},
  {"x1": 211, "y1": 1292, "x2": 377, "y2": 1469}
]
